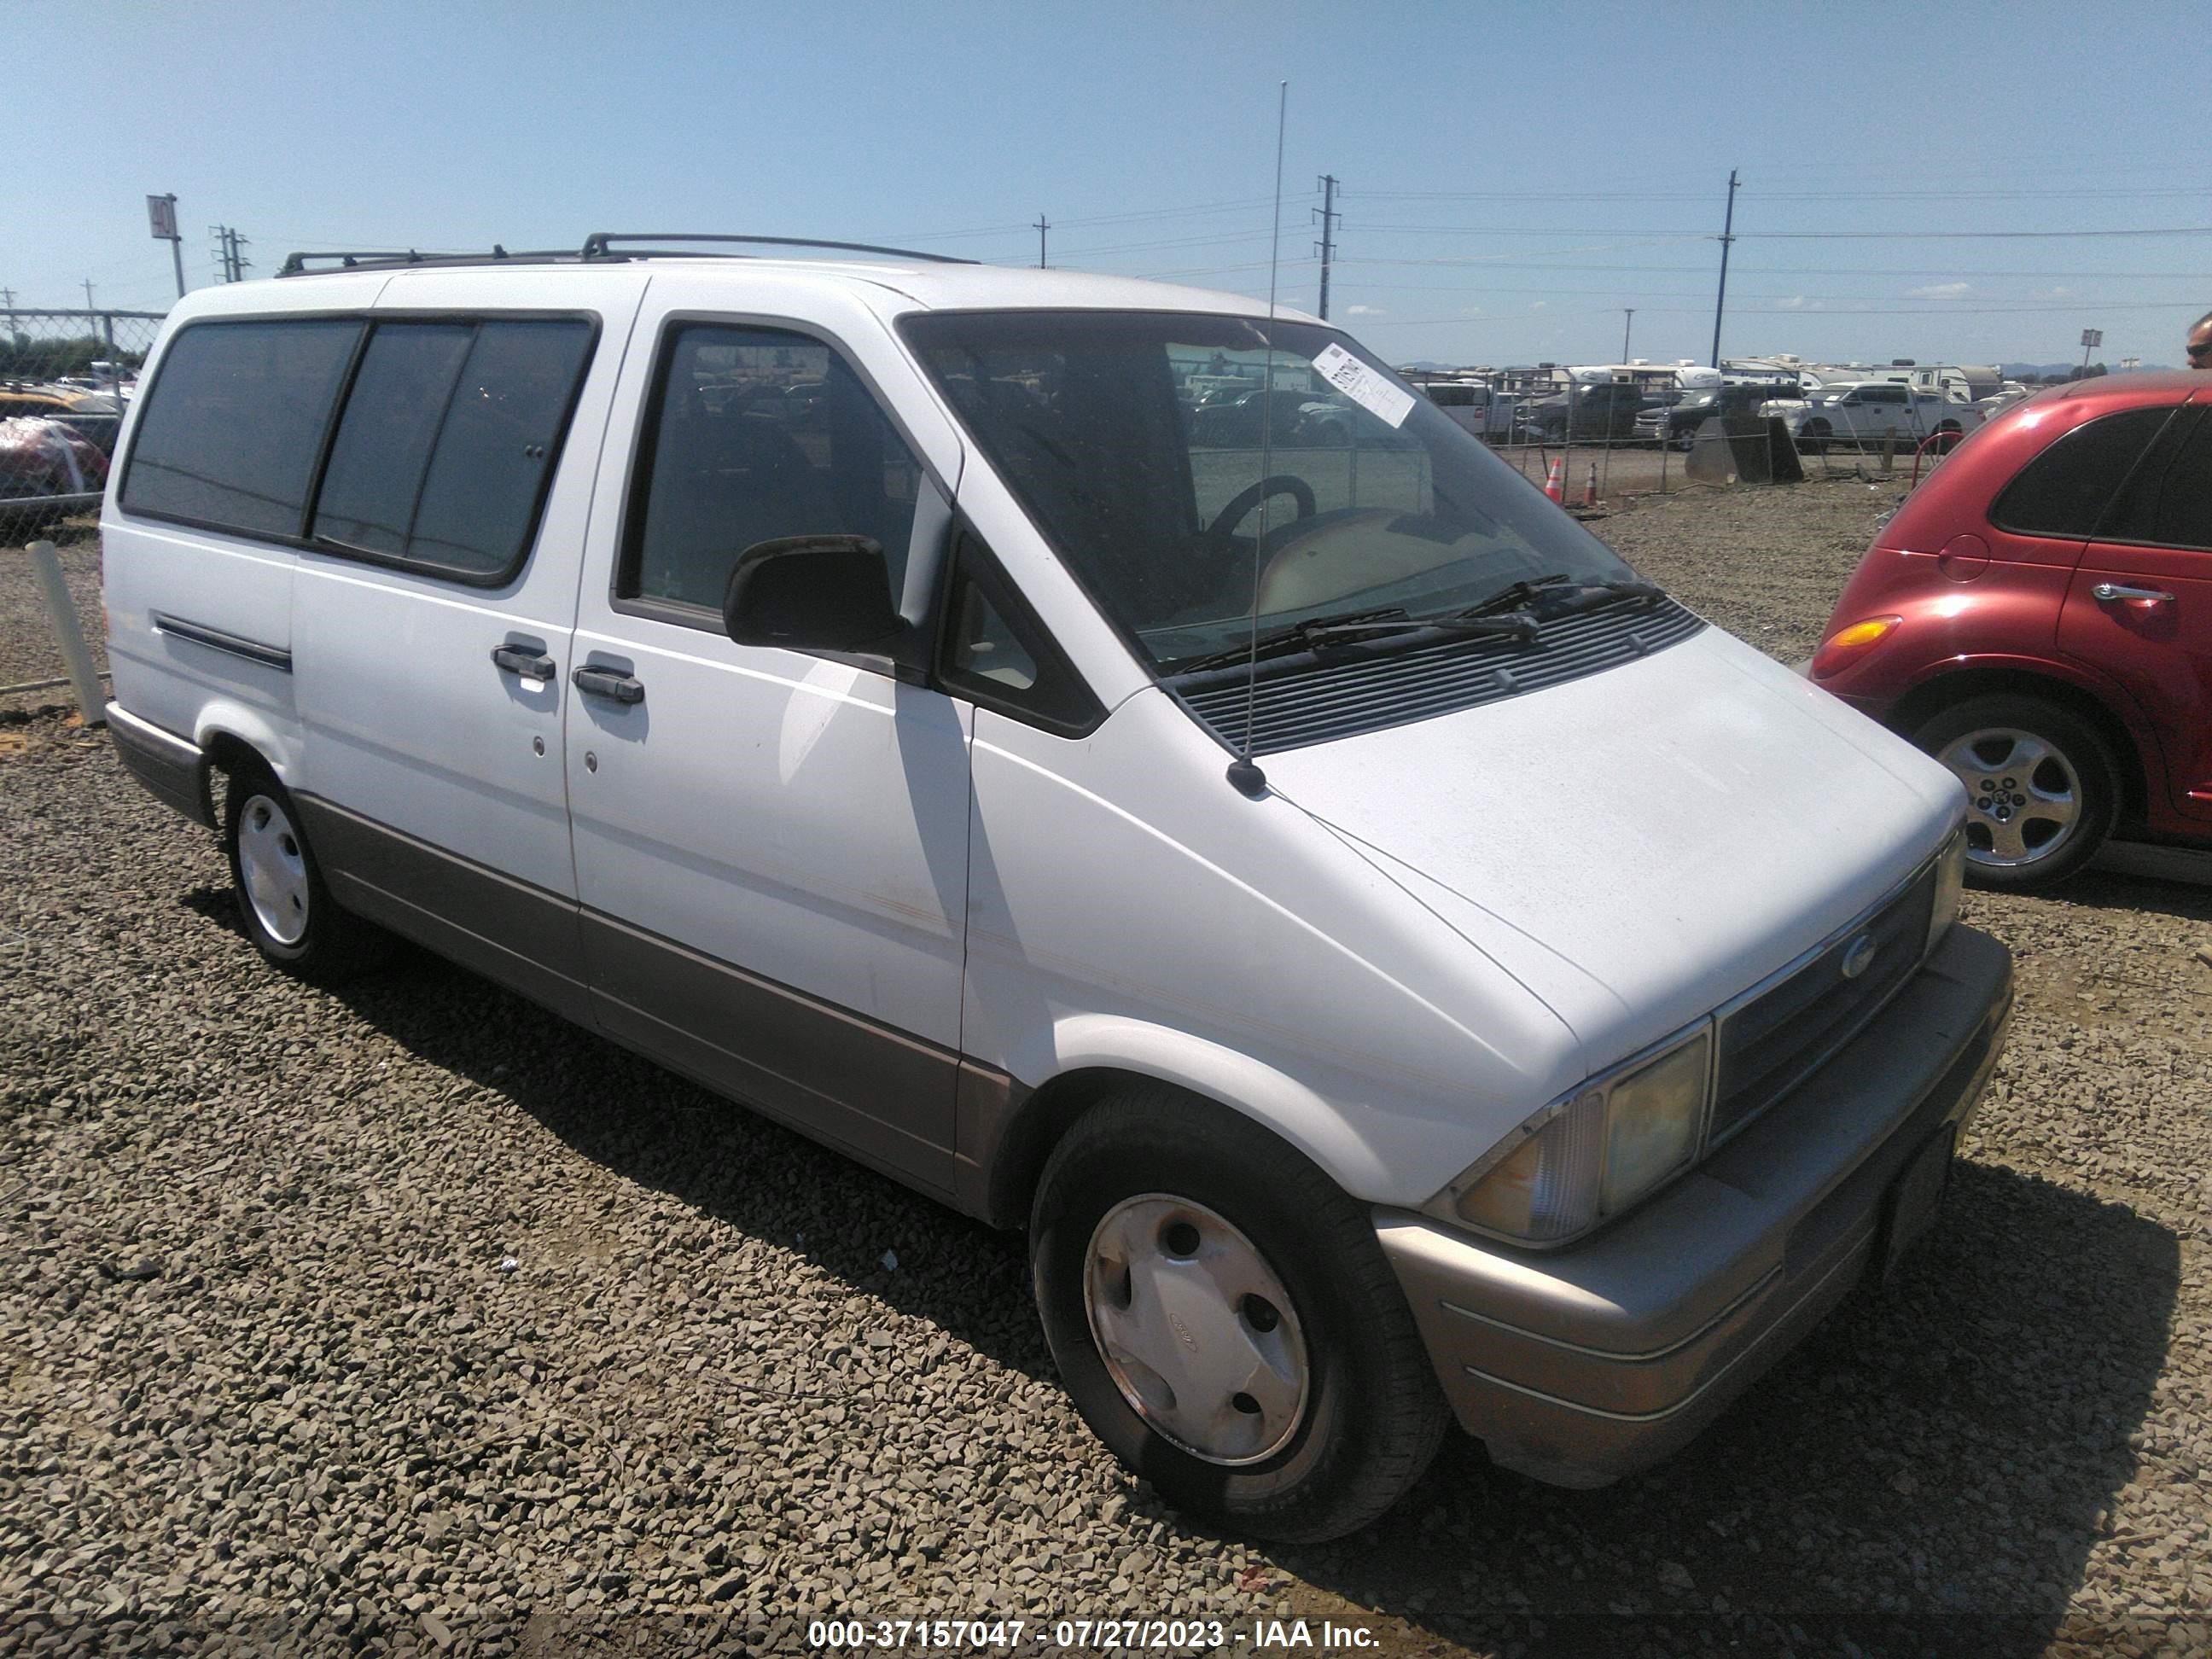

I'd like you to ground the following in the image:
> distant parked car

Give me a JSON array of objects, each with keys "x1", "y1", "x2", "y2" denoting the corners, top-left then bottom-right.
[
  {"x1": 1188, "y1": 387, "x2": 1351, "y2": 447},
  {"x1": 1785, "y1": 381, "x2": 1978, "y2": 454},
  {"x1": 1811, "y1": 371, "x2": 2211, "y2": 888},
  {"x1": 1634, "y1": 381, "x2": 1802, "y2": 451},
  {"x1": 1516, "y1": 381, "x2": 1645, "y2": 443},
  {"x1": 0, "y1": 416, "x2": 111, "y2": 527}
]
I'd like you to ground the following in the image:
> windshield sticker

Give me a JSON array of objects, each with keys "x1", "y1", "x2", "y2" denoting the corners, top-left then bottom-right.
[{"x1": 1312, "y1": 343, "x2": 1416, "y2": 428}]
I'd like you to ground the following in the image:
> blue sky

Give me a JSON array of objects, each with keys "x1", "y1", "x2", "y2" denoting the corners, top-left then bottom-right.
[{"x1": 12, "y1": 2, "x2": 2204, "y2": 370}]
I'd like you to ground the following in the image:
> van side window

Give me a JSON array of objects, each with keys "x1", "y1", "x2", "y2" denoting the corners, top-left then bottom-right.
[
  {"x1": 312, "y1": 317, "x2": 594, "y2": 579},
  {"x1": 120, "y1": 318, "x2": 364, "y2": 538},
  {"x1": 621, "y1": 324, "x2": 923, "y2": 617},
  {"x1": 938, "y1": 533, "x2": 1101, "y2": 735},
  {"x1": 1991, "y1": 407, "x2": 2174, "y2": 541}
]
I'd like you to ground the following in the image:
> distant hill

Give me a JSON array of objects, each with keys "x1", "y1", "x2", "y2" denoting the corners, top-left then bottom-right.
[{"x1": 2002, "y1": 361, "x2": 2176, "y2": 378}]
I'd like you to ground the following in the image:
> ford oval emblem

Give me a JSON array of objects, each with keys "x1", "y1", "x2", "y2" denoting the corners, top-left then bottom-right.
[{"x1": 1841, "y1": 933, "x2": 1879, "y2": 980}]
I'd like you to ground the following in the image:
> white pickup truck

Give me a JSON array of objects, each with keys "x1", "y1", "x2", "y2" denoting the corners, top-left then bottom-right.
[{"x1": 1773, "y1": 379, "x2": 1984, "y2": 453}]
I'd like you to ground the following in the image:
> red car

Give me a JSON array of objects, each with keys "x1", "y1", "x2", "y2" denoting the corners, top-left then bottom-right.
[{"x1": 1811, "y1": 370, "x2": 2211, "y2": 889}]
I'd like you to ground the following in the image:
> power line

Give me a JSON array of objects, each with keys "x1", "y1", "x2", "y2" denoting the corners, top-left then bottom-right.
[{"x1": 1343, "y1": 222, "x2": 2212, "y2": 239}]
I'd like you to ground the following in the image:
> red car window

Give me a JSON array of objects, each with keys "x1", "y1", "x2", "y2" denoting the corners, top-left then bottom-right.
[{"x1": 1989, "y1": 406, "x2": 2174, "y2": 540}]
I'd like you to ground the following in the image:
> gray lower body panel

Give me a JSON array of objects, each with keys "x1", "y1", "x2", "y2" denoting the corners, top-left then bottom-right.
[
  {"x1": 106, "y1": 701, "x2": 214, "y2": 830},
  {"x1": 290, "y1": 793, "x2": 963, "y2": 1203},
  {"x1": 296, "y1": 793, "x2": 593, "y2": 1027},
  {"x1": 1377, "y1": 923, "x2": 2013, "y2": 1487}
]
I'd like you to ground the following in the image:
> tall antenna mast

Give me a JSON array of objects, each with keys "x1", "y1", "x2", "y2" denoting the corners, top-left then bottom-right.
[{"x1": 1225, "y1": 80, "x2": 1289, "y2": 800}]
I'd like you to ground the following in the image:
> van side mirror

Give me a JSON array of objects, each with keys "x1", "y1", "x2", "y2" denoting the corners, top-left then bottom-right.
[{"x1": 723, "y1": 534, "x2": 904, "y2": 653}]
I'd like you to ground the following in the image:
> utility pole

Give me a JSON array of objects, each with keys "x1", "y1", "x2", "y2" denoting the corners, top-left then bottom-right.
[
  {"x1": 1313, "y1": 173, "x2": 1340, "y2": 320},
  {"x1": 1709, "y1": 168, "x2": 1738, "y2": 369},
  {"x1": 1621, "y1": 307, "x2": 1635, "y2": 363},
  {"x1": 1033, "y1": 215, "x2": 1049, "y2": 269},
  {"x1": 209, "y1": 226, "x2": 250, "y2": 283},
  {"x1": 82, "y1": 278, "x2": 96, "y2": 317}
]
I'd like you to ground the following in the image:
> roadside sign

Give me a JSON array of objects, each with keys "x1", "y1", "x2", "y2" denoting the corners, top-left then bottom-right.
[
  {"x1": 147, "y1": 194, "x2": 178, "y2": 241},
  {"x1": 2081, "y1": 329, "x2": 2104, "y2": 349}
]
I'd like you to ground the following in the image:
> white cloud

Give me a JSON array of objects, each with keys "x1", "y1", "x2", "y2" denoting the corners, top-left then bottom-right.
[
  {"x1": 1906, "y1": 282, "x2": 1972, "y2": 300},
  {"x1": 1778, "y1": 295, "x2": 1812, "y2": 311},
  {"x1": 1346, "y1": 304, "x2": 1387, "y2": 316},
  {"x1": 1531, "y1": 300, "x2": 1548, "y2": 311},
  {"x1": 2034, "y1": 285, "x2": 2075, "y2": 300},
  {"x1": 1459, "y1": 306, "x2": 1484, "y2": 317}
]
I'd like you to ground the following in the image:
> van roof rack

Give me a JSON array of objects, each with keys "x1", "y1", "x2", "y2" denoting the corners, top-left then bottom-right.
[
  {"x1": 277, "y1": 233, "x2": 980, "y2": 279},
  {"x1": 579, "y1": 233, "x2": 977, "y2": 265},
  {"x1": 277, "y1": 246, "x2": 574, "y2": 276}
]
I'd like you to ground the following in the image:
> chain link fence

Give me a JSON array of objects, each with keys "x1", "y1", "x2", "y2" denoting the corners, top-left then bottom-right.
[
  {"x1": 1417, "y1": 375, "x2": 1968, "y2": 509},
  {"x1": 3, "y1": 307, "x2": 166, "y2": 546},
  {"x1": 2, "y1": 309, "x2": 162, "y2": 701}
]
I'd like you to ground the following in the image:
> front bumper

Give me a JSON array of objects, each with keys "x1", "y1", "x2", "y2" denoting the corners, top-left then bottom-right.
[{"x1": 1377, "y1": 922, "x2": 2011, "y2": 1487}]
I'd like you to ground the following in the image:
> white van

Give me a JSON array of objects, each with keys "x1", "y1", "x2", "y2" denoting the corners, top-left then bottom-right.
[{"x1": 101, "y1": 237, "x2": 2010, "y2": 1543}]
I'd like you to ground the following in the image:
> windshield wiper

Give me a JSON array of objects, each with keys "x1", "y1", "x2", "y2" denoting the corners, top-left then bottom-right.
[
  {"x1": 1163, "y1": 577, "x2": 1661, "y2": 679},
  {"x1": 1166, "y1": 605, "x2": 1543, "y2": 678},
  {"x1": 1458, "y1": 572, "x2": 1662, "y2": 620},
  {"x1": 1164, "y1": 607, "x2": 1414, "y2": 675}
]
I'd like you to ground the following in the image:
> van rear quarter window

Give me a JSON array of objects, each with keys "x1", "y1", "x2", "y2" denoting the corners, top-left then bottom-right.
[{"x1": 121, "y1": 318, "x2": 364, "y2": 537}]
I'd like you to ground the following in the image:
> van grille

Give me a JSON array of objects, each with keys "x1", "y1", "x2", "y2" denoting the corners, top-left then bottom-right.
[
  {"x1": 1708, "y1": 867, "x2": 1938, "y2": 1144},
  {"x1": 1170, "y1": 596, "x2": 1705, "y2": 755}
]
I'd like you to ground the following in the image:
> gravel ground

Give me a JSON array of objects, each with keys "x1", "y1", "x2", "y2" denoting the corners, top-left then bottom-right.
[{"x1": 3, "y1": 486, "x2": 2208, "y2": 1657}]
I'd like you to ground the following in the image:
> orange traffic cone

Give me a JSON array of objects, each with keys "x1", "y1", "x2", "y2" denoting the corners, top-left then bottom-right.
[
  {"x1": 1584, "y1": 462, "x2": 1598, "y2": 507},
  {"x1": 1543, "y1": 457, "x2": 1564, "y2": 503}
]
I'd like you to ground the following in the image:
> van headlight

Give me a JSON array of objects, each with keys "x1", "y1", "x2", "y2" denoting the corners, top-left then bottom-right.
[
  {"x1": 1926, "y1": 824, "x2": 1966, "y2": 958},
  {"x1": 1437, "y1": 1024, "x2": 1713, "y2": 1245}
]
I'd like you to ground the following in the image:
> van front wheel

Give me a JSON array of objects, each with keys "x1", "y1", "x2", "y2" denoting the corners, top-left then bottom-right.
[
  {"x1": 223, "y1": 760, "x2": 392, "y2": 980},
  {"x1": 1030, "y1": 1089, "x2": 1447, "y2": 1542}
]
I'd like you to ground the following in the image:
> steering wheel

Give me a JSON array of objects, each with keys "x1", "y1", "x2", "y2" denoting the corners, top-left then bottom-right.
[{"x1": 1207, "y1": 474, "x2": 1317, "y2": 548}]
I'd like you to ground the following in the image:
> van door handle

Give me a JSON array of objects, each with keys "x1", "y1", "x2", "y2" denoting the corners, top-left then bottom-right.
[
  {"x1": 2092, "y1": 583, "x2": 2174, "y2": 603},
  {"x1": 490, "y1": 643, "x2": 557, "y2": 681},
  {"x1": 573, "y1": 665, "x2": 646, "y2": 705}
]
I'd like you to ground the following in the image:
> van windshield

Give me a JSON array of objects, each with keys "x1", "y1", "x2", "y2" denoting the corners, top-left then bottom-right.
[{"x1": 900, "y1": 311, "x2": 1639, "y2": 672}]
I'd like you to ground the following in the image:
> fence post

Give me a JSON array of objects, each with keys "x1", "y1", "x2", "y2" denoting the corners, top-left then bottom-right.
[
  {"x1": 1882, "y1": 426, "x2": 1895, "y2": 474},
  {"x1": 26, "y1": 539, "x2": 107, "y2": 725}
]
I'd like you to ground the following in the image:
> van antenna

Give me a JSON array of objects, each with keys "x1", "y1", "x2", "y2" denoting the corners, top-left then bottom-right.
[{"x1": 1225, "y1": 79, "x2": 1289, "y2": 801}]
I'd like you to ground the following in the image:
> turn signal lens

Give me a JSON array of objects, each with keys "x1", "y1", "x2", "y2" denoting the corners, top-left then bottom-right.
[{"x1": 1811, "y1": 614, "x2": 1901, "y2": 678}]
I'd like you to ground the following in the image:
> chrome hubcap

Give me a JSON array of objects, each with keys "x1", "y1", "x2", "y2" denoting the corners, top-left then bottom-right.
[
  {"x1": 237, "y1": 794, "x2": 311, "y2": 945},
  {"x1": 1082, "y1": 1195, "x2": 1309, "y2": 1465},
  {"x1": 1935, "y1": 727, "x2": 2082, "y2": 868}
]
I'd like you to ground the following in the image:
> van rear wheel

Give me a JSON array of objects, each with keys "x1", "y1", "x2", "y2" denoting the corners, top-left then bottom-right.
[
  {"x1": 1911, "y1": 695, "x2": 2119, "y2": 890},
  {"x1": 223, "y1": 759, "x2": 392, "y2": 980},
  {"x1": 1030, "y1": 1088, "x2": 1448, "y2": 1542}
]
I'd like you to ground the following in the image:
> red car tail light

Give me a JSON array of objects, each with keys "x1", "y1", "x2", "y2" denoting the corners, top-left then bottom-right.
[{"x1": 1811, "y1": 615, "x2": 1901, "y2": 679}]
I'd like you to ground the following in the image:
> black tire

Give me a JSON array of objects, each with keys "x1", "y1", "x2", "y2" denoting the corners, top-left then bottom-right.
[
  {"x1": 1909, "y1": 694, "x2": 2121, "y2": 890},
  {"x1": 1030, "y1": 1087, "x2": 1448, "y2": 1542},
  {"x1": 1799, "y1": 420, "x2": 1831, "y2": 456},
  {"x1": 222, "y1": 758, "x2": 393, "y2": 980}
]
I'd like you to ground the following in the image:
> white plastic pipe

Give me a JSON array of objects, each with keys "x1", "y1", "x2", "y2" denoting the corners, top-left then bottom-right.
[{"x1": 26, "y1": 539, "x2": 108, "y2": 726}]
